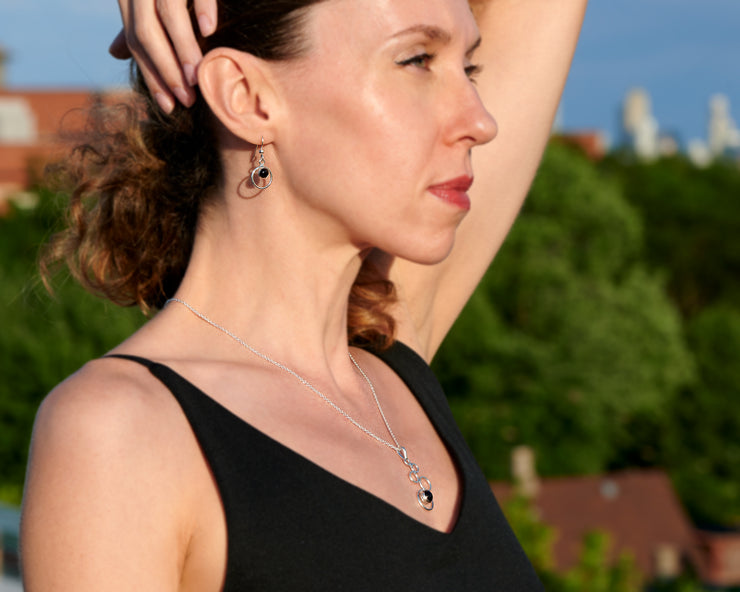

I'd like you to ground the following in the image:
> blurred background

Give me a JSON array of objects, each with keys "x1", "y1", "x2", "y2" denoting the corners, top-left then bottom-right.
[{"x1": 1, "y1": 1, "x2": 739, "y2": 590}]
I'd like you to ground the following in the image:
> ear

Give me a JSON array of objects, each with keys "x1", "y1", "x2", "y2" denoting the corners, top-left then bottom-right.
[{"x1": 197, "y1": 48, "x2": 278, "y2": 144}]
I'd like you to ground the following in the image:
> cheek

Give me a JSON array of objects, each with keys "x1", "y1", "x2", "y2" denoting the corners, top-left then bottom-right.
[
  {"x1": 280, "y1": 85, "x2": 373, "y2": 194},
  {"x1": 282, "y1": 73, "x2": 435, "y2": 189}
]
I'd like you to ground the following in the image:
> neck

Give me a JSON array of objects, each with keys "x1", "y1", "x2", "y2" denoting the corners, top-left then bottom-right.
[{"x1": 173, "y1": 191, "x2": 366, "y2": 373}]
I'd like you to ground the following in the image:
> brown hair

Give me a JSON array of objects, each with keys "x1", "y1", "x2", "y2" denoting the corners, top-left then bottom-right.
[{"x1": 42, "y1": 0, "x2": 396, "y2": 349}]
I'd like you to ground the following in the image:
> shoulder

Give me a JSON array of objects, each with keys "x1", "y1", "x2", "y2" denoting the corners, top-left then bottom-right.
[
  {"x1": 27, "y1": 355, "x2": 200, "y2": 503},
  {"x1": 32, "y1": 357, "x2": 181, "y2": 459},
  {"x1": 21, "y1": 358, "x2": 197, "y2": 590}
]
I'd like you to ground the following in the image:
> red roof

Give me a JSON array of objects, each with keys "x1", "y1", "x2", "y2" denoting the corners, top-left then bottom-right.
[
  {"x1": 492, "y1": 469, "x2": 702, "y2": 579},
  {"x1": 553, "y1": 131, "x2": 609, "y2": 160}
]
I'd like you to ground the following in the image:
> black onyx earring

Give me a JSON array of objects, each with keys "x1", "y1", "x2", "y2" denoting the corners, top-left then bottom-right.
[{"x1": 249, "y1": 137, "x2": 273, "y2": 189}]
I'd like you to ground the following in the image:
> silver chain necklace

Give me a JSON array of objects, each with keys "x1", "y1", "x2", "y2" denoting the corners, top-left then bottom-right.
[{"x1": 166, "y1": 297, "x2": 434, "y2": 511}]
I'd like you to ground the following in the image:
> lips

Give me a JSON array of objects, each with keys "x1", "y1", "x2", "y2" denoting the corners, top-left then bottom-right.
[{"x1": 427, "y1": 175, "x2": 473, "y2": 211}]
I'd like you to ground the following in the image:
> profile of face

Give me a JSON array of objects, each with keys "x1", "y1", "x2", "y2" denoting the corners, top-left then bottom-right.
[{"x1": 218, "y1": 0, "x2": 498, "y2": 264}]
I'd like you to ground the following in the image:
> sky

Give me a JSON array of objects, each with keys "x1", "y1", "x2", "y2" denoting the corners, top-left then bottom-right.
[{"x1": 1, "y1": 0, "x2": 739, "y2": 147}]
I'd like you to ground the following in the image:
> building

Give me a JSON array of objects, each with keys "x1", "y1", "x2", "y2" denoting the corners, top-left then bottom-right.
[
  {"x1": 622, "y1": 88, "x2": 660, "y2": 160},
  {"x1": 491, "y1": 447, "x2": 740, "y2": 589},
  {"x1": 0, "y1": 50, "x2": 130, "y2": 213},
  {"x1": 698, "y1": 529, "x2": 740, "y2": 589},
  {"x1": 553, "y1": 130, "x2": 609, "y2": 161},
  {"x1": 708, "y1": 94, "x2": 740, "y2": 159}
]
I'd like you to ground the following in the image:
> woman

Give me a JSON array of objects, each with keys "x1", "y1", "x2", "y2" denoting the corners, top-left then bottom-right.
[{"x1": 21, "y1": 0, "x2": 586, "y2": 589}]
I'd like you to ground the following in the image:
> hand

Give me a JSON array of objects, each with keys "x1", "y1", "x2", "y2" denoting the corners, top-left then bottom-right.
[{"x1": 109, "y1": 0, "x2": 218, "y2": 112}]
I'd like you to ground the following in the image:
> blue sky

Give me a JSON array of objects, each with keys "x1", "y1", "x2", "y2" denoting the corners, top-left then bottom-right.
[{"x1": 1, "y1": 0, "x2": 738, "y2": 145}]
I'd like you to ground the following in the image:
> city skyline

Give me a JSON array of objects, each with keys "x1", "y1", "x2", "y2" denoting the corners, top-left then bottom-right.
[{"x1": 1, "y1": 0, "x2": 739, "y2": 146}]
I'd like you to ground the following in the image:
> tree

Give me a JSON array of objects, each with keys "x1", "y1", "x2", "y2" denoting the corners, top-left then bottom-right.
[
  {"x1": 601, "y1": 155, "x2": 740, "y2": 317},
  {"x1": 0, "y1": 193, "x2": 143, "y2": 504},
  {"x1": 434, "y1": 143, "x2": 693, "y2": 479},
  {"x1": 665, "y1": 305, "x2": 740, "y2": 526},
  {"x1": 599, "y1": 154, "x2": 740, "y2": 527}
]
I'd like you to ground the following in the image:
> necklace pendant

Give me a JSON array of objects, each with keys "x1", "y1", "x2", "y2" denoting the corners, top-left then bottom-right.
[
  {"x1": 418, "y1": 489, "x2": 434, "y2": 509},
  {"x1": 398, "y1": 447, "x2": 434, "y2": 511}
]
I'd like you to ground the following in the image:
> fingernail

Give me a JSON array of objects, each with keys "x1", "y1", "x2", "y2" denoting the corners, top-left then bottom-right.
[
  {"x1": 183, "y1": 63, "x2": 197, "y2": 87},
  {"x1": 198, "y1": 13, "x2": 215, "y2": 36},
  {"x1": 173, "y1": 86, "x2": 193, "y2": 107},
  {"x1": 154, "y1": 92, "x2": 175, "y2": 113}
]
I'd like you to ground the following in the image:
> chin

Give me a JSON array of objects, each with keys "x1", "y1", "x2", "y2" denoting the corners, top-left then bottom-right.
[{"x1": 393, "y1": 234, "x2": 457, "y2": 266}]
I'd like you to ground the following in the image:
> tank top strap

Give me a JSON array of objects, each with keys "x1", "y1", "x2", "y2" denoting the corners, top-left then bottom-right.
[
  {"x1": 105, "y1": 353, "x2": 157, "y2": 368},
  {"x1": 103, "y1": 353, "x2": 244, "y2": 468}
]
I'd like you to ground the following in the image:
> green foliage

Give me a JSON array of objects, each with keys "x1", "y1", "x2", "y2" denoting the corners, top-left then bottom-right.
[
  {"x1": 648, "y1": 573, "x2": 706, "y2": 592},
  {"x1": 503, "y1": 494, "x2": 642, "y2": 592},
  {"x1": 435, "y1": 143, "x2": 694, "y2": 479},
  {"x1": 501, "y1": 494, "x2": 557, "y2": 573},
  {"x1": 601, "y1": 154, "x2": 740, "y2": 526},
  {"x1": 560, "y1": 532, "x2": 640, "y2": 592},
  {"x1": 602, "y1": 155, "x2": 740, "y2": 317},
  {"x1": 0, "y1": 192, "x2": 143, "y2": 502},
  {"x1": 665, "y1": 305, "x2": 740, "y2": 525}
]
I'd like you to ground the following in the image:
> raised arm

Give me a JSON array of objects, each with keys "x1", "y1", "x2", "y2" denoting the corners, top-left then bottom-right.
[{"x1": 391, "y1": 0, "x2": 588, "y2": 360}]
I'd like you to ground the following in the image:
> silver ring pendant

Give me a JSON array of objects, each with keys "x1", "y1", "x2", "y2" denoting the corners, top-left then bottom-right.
[
  {"x1": 250, "y1": 166, "x2": 273, "y2": 189},
  {"x1": 417, "y1": 488, "x2": 434, "y2": 511}
]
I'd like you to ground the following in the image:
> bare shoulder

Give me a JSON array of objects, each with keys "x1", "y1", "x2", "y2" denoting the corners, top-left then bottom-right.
[
  {"x1": 29, "y1": 357, "x2": 187, "y2": 480},
  {"x1": 38, "y1": 356, "x2": 160, "y2": 425},
  {"x1": 21, "y1": 358, "x2": 196, "y2": 591}
]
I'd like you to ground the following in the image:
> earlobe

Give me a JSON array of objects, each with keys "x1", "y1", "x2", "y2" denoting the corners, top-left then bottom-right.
[{"x1": 198, "y1": 48, "x2": 275, "y2": 142}]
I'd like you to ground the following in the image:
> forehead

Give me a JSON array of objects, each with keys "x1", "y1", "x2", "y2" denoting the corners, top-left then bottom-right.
[{"x1": 304, "y1": 0, "x2": 479, "y2": 53}]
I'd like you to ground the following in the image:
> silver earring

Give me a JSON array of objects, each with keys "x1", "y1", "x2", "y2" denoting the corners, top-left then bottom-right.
[{"x1": 250, "y1": 137, "x2": 273, "y2": 189}]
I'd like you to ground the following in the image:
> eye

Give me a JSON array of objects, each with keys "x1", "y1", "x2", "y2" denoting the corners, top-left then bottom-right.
[
  {"x1": 465, "y1": 63, "x2": 482, "y2": 83},
  {"x1": 397, "y1": 52, "x2": 436, "y2": 70}
]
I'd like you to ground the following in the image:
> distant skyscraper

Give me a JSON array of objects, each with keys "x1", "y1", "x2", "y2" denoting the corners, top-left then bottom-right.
[
  {"x1": 622, "y1": 88, "x2": 659, "y2": 160},
  {"x1": 687, "y1": 139, "x2": 712, "y2": 168},
  {"x1": 707, "y1": 94, "x2": 740, "y2": 157}
]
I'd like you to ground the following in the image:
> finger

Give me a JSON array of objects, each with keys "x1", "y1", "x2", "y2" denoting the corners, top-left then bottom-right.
[
  {"x1": 155, "y1": 0, "x2": 204, "y2": 86},
  {"x1": 128, "y1": 0, "x2": 196, "y2": 106},
  {"x1": 130, "y1": 47, "x2": 177, "y2": 113},
  {"x1": 193, "y1": 0, "x2": 218, "y2": 37},
  {"x1": 112, "y1": 0, "x2": 178, "y2": 110},
  {"x1": 109, "y1": 29, "x2": 132, "y2": 60}
]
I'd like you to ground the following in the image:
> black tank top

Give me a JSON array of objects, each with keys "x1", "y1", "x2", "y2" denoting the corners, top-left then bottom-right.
[{"x1": 110, "y1": 342, "x2": 543, "y2": 591}]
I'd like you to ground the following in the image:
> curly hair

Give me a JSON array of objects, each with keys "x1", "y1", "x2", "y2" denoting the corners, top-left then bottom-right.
[{"x1": 42, "y1": 0, "x2": 397, "y2": 350}]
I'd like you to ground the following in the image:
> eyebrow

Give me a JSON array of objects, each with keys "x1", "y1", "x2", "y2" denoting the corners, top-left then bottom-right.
[{"x1": 390, "y1": 24, "x2": 482, "y2": 55}]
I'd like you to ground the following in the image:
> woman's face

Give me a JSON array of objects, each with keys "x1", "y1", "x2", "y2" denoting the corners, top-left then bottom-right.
[{"x1": 272, "y1": 0, "x2": 497, "y2": 264}]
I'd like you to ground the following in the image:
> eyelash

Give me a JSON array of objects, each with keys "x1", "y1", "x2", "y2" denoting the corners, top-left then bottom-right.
[
  {"x1": 397, "y1": 52, "x2": 436, "y2": 69},
  {"x1": 465, "y1": 64, "x2": 482, "y2": 83},
  {"x1": 397, "y1": 53, "x2": 483, "y2": 82}
]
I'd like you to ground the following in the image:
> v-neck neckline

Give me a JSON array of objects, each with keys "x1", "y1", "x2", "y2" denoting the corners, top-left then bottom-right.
[{"x1": 130, "y1": 342, "x2": 469, "y2": 537}]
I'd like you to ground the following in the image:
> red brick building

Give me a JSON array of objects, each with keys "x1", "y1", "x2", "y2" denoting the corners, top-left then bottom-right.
[
  {"x1": 0, "y1": 77, "x2": 130, "y2": 213},
  {"x1": 698, "y1": 529, "x2": 740, "y2": 589},
  {"x1": 491, "y1": 447, "x2": 740, "y2": 588}
]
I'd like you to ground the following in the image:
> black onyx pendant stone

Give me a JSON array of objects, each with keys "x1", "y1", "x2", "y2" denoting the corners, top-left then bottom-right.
[
  {"x1": 417, "y1": 488, "x2": 434, "y2": 511},
  {"x1": 259, "y1": 167, "x2": 270, "y2": 179}
]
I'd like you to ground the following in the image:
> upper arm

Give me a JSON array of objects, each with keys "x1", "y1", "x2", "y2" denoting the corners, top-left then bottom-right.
[
  {"x1": 392, "y1": 0, "x2": 588, "y2": 360},
  {"x1": 21, "y1": 364, "x2": 188, "y2": 591}
]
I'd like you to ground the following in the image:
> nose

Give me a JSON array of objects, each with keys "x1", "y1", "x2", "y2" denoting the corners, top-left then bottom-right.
[{"x1": 451, "y1": 81, "x2": 498, "y2": 148}]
